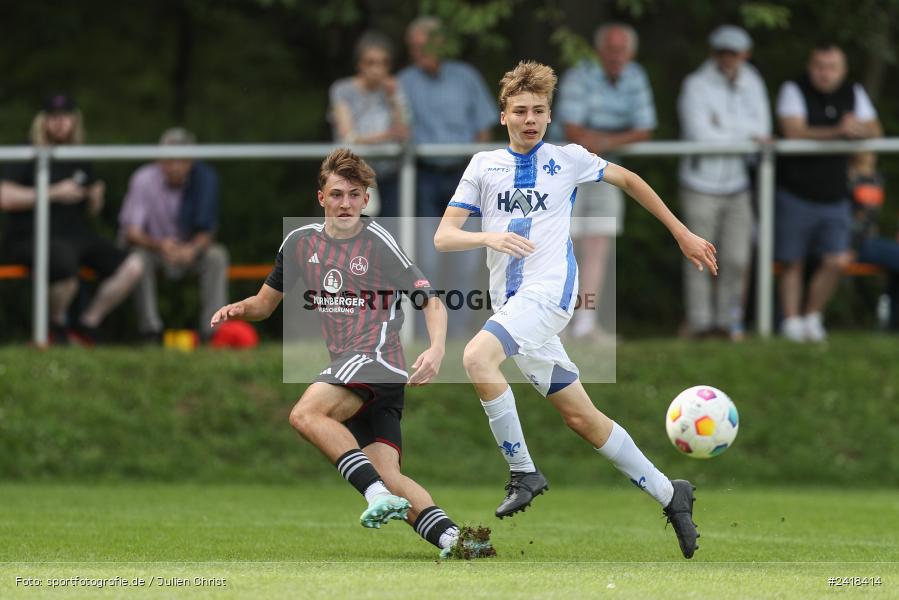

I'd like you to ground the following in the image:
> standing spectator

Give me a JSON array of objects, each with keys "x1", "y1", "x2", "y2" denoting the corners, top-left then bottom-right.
[
  {"x1": 848, "y1": 152, "x2": 899, "y2": 332},
  {"x1": 329, "y1": 31, "x2": 409, "y2": 218},
  {"x1": 555, "y1": 23, "x2": 657, "y2": 340},
  {"x1": 775, "y1": 43, "x2": 882, "y2": 342},
  {"x1": 678, "y1": 25, "x2": 771, "y2": 340},
  {"x1": 118, "y1": 127, "x2": 229, "y2": 342},
  {"x1": 398, "y1": 16, "x2": 496, "y2": 335},
  {"x1": 0, "y1": 94, "x2": 143, "y2": 344}
]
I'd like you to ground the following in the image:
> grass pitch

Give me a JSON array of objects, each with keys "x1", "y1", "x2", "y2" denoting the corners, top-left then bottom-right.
[{"x1": 1, "y1": 483, "x2": 896, "y2": 599}]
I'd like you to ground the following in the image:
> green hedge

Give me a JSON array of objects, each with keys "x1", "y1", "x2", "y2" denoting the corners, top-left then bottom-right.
[{"x1": 1, "y1": 336, "x2": 897, "y2": 486}]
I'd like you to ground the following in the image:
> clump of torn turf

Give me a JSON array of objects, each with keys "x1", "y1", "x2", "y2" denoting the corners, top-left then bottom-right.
[{"x1": 446, "y1": 525, "x2": 497, "y2": 560}]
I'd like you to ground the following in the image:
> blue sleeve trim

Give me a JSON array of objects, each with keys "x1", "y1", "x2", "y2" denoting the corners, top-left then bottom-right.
[
  {"x1": 482, "y1": 320, "x2": 519, "y2": 357},
  {"x1": 595, "y1": 167, "x2": 605, "y2": 182},
  {"x1": 547, "y1": 364, "x2": 579, "y2": 395},
  {"x1": 448, "y1": 201, "x2": 481, "y2": 216},
  {"x1": 559, "y1": 238, "x2": 577, "y2": 311}
]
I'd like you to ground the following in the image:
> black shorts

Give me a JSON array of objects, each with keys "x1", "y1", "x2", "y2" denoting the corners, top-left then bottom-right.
[
  {"x1": 314, "y1": 353, "x2": 407, "y2": 455},
  {"x1": 4, "y1": 233, "x2": 127, "y2": 283}
]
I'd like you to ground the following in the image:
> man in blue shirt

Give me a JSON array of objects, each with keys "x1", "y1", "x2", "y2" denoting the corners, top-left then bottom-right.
[
  {"x1": 398, "y1": 16, "x2": 497, "y2": 336},
  {"x1": 555, "y1": 23, "x2": 657, "y2": 341}
]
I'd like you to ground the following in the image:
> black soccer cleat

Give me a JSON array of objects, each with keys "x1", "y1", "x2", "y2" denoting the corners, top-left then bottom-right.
[
  {"x1": 495, "y1": 470, "x2": 549, "y2": 518},
  {"x1": 663, "y1": 479, "x2": 700, "y2": 559}
]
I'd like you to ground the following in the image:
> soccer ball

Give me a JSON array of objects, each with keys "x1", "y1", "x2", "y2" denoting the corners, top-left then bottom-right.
[{"x1": 665, "y1": 385, "x2": 739, "y2": 459}]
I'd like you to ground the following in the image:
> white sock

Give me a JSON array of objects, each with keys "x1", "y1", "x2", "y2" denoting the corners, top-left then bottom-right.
[
  {"x1": 438, "y1": 527, "x2": 460, "y2": 549},
  {"x1": 480, "y1": 386, "x2": 537, "y2": 472},
  {"x1": 596, "y1": 422, "x2": 674, "y2": 507},
  {"x1": 363, "y1": 480, "x2": 390, "y2": 503}
]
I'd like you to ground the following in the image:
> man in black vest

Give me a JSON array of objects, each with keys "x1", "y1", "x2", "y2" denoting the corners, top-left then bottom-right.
[{"x1": 774, "y1": 43, "x2": 881, "y2": 342}]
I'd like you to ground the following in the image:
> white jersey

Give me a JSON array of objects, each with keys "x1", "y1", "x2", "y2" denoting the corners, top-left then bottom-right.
[{"x1": 449, "y1": 141, "x2": 608, "y2": 311}]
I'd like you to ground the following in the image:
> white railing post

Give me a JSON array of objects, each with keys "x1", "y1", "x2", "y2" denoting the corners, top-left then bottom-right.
[
  {"x1": 755, "y1": 143, "x2": 776, "y2": 338},
  {"x1": 398, "y1": 143, "x2": 417, "y2": 345},
  {"x1": 33, "y1": 148, "x2": 51, "y2": 347}
]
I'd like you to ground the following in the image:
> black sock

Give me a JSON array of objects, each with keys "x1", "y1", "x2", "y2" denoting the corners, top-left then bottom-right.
[
  {"x1": 335, "y1": 449, "x2": 381, "y2": 496},
  {"x1": 413, "y1": 506, "x2": 458, "y2": 548}
]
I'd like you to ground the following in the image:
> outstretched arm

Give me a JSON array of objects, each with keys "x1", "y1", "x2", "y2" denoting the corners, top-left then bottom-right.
[
  {"x1": 210, "y1": 283, "x2": 283, "y2": 327},
  {"x1": 602, "y1": 163, "x2": 718, "y2": 275},
  {"x1": 434, "y1": 206, "x2": 535, "y2": 257}
]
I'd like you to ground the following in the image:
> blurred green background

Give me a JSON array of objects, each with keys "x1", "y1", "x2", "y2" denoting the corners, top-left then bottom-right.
[{"x1": 1, "y1": 0, "x2": 897, "y2": 339}]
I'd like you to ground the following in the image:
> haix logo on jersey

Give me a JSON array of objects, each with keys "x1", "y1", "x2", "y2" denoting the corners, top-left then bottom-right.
[{"x1": 497, "y1": 189, "x2": 548, "y2": 216}]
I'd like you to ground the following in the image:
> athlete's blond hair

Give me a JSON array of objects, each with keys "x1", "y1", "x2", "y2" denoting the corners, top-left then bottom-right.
[
  {"x1": 29, "y1": 110, "x2": 85, "y2": 146},
  {"x1": 498, "y1": 61, "x2": 557, "y2": 110}
]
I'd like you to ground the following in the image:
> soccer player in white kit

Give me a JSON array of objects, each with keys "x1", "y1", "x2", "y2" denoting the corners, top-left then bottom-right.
[{"x1": 434, "y1": 61, "x2": 718, "y2": 559}]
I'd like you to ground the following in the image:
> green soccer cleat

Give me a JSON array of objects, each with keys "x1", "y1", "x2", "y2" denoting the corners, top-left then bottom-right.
[
  {"x1": 439, "y1": 525, "x2": 497, "y2": 560},
  {"x1": 359, "y1": 494, "x2": 411, "y2": 528}
]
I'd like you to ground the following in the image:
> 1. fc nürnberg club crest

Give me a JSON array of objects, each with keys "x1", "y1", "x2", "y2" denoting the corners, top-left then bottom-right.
[
  {"x1": 323, "y1": 269, "x2": 343, "y2": 293},
  {"x1": 349, "y1": 256, "x2": 369, "y2": 275}
]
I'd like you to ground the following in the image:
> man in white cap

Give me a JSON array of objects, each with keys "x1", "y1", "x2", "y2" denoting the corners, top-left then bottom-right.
[{"x1": 677, "y1": 25, "x2": 771, "y2": 340}]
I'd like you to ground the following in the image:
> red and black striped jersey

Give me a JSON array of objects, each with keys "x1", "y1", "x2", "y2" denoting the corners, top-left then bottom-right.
[{"x1": 266, "y1": 218, "x2": 433, "y2": 378}]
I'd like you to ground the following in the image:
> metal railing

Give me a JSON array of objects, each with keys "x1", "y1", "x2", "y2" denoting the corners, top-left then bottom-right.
[{"x1": 3, "y1": 138, "x2": 898, "y2": 345}]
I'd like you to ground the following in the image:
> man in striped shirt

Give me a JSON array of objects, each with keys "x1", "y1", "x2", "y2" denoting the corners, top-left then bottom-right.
[{"x1": 210, "y1": 149, "x2": 492, "y2": 559}]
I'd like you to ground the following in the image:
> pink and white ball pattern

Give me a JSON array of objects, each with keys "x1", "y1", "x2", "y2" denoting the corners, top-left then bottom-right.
[{"x1": 665, "y1": 385, "x2": 739, "y2": 459}]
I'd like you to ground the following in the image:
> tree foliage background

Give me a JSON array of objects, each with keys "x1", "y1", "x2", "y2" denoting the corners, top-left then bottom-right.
[{"x1": 1, "y1": 0, "x2": 897, "y2": 337}]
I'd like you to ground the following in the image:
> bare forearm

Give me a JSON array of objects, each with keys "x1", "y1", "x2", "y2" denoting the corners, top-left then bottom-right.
[
  {"x1": 608, "y1": 165, "x2": 687, "y2": 238},
  {"x1": 781, "y1": 121, "x2": 844, "y2": 140},
  {"x1": 565, "y1": 124, "x2": 651, "y2": 154},
  {"x1": 0, "y1": 181, "x2": 36, "y2": 211},
  {"x1": 434, "y1": 226, "x2": 490, "y2": 252},
  {"x1": 421, "y1": 298, "x2": 447, "y2": 350},
  {"x1": 602, "y1": 129, "x2": 652, "y2": 150},
  {"x1": 188, "y1": 231, "x2": 213, "y2": 252},
  {"x1": 862, "y1": 120, "x2": 883, "y2": 138},
  {"x1": 233, "y1": 295, "x2": 277, "y2": 321},
  {"x1": 125, "y1": 227, "x2": 162, "y2": 251}
]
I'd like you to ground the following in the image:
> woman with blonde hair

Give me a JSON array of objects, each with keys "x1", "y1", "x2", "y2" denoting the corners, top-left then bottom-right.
[{"x1": 0, "y1": 94, "x2": 143, "y2": 344}]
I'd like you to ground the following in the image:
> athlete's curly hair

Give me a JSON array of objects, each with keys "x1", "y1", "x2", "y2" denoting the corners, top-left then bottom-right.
[
  {"x1": 318, "y1": 147, "x2": 376, "y2": 190},
  {"x1": 498, "y1": 61, "x2": 557, "y2": 110}
]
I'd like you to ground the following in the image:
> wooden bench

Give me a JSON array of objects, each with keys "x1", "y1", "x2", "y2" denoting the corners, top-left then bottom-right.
[
  {"x1": 0, "y1": 262, "x2": 885, "y2": 281},
  {"x1": 772, "y1": 262, "x2": 885, "y2": 276},
  {"x1": 0, "y1": 263, "x2": 273, "y2": 281}
]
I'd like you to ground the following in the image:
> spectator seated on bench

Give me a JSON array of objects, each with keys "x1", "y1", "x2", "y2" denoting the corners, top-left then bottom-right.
[
  {"x1": 118, "y1": 128, "x2": 229, "y2": 343},
  {"x1": 848, "y1": 152, "x2": 899, "y2": 331},
  {"x1": 0, "y1": 94, "x2": 142, "y2": 345}
]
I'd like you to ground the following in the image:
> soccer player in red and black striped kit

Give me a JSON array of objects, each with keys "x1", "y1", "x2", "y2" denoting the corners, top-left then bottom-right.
[{"x1": 211, "y1": 148, "x2": 493, "y2": 558}]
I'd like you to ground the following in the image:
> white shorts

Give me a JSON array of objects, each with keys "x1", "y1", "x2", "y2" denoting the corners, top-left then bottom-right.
[
  {"x1": 570, "y1": 181, "x2": 624, "y2": 237},
  {"x1": 483, "y1": 291, "x2": 579, "y2": 397}
]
